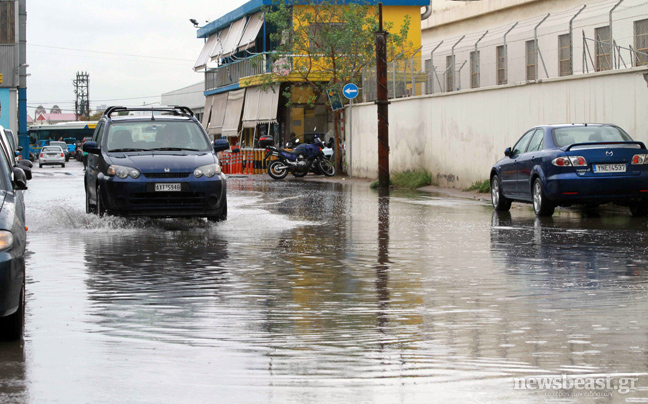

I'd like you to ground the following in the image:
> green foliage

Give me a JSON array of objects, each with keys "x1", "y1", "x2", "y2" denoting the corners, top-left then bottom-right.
[
  {"x1": 261, "y1": 0, "x2": 414, "y2": 107},
  {"x1": 371, "y1": 170, "x2": 433, "y2": 189},
  {"x1": 391, "y1": 170, "x2": 434, "y2": 189},
  {"x1": 465, "y1": 179, "x2": 491, "y2": 193}
]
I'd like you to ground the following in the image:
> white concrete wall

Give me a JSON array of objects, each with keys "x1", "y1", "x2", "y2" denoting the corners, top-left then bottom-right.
[{"x1": 347, "y1": 67, "x2": 648, "y2": 188}]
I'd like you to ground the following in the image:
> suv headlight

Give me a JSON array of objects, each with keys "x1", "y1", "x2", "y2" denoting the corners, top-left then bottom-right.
[
  {"x1": 107, "y1": 165, "x2": 140, "y2": 179},
  {"x1": 194, "y1": 163, "x2": 221, "y2": 178}
]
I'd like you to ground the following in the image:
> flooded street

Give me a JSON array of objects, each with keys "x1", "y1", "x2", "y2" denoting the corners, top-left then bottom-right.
[{"x1": 2, "y1": 161, "x2": 648, "y2": 403}]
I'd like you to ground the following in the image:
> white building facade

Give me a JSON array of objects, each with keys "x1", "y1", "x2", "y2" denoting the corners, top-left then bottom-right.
[{"x1": 422, "y1": 0, "x2": 648, "y2": 92}]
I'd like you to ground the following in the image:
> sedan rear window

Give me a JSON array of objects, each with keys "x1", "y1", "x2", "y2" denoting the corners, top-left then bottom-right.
[
  {"x1": 552, "y1": 126, "x2": 632, "y2": 147},
  {"x1": 106, "y1": 121, "x2": 211, "y2": 152},
  {"x1": 42, "y1": 146, "x2": 63, "y2": 152}
]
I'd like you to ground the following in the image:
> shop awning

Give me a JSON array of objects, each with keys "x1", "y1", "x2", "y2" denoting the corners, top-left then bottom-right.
[
  {"x1": 194, "y1": 34, "x2": 219, "y2": 71},
  {"x1": 207, "y1": 93, "x2": 229, "y2": 135},
  {"x1": 237, "y1": 12, "x2": 264, "y2": 53},
  {"x1": 220, "y1": 18, "x2": 247, "y2": 59},
  {"x1": 201, "y1": 95, "x2": 214, "y2": 128},
  {"x1": 222, "y1": 89, "x2": 246, "y2": 137},
  {"x1": 209, "y1": 27, "x2": 228, "y2": 61},
  {"x1": 242, "y1": 84, "x2": 280, "y2": 128}
]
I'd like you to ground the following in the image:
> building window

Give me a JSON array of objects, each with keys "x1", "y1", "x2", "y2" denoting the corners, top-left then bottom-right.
[
  {"x1": 446, "y1": 55, "x2": 454, "y2": 92},
  {"x1": 526, "y1": 40, "x2": 537, "y2": 81},
  {"x1": 634, "y1": 19, "x2": 648, "y2": 66},
  {"x1": 496, "y1": 45, "x2": 506, "y2": 85},
  {"x1": 470, "y1": 50, "x2": 479, "y2": 88},
  {"x1": 595, "y1": 26, "x2": 611, "y2": 71},
  {"x1": 558, "y1": 33, "x2": 572, "y2": 76},
  {"x1": 0, "y1": 2, "x2": 14, "y2": 44}
]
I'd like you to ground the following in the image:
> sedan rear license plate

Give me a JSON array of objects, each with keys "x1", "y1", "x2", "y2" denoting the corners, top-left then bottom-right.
[
  {"x1": 155, "y1": 183, "x2": 181, "y2": 192},
  {"x1": 594, "y1": 164, "x2": 626, "y2": 173}
]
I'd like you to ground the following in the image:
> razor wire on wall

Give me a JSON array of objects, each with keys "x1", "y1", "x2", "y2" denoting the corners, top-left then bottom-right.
[{"x1": 361, "y1": 0, "x2": 648, "y2": 103}]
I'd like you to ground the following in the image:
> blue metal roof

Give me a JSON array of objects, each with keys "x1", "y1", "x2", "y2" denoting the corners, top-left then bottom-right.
[{"x1": 197, "y1": 0, "x2": 429, "y2": 38}]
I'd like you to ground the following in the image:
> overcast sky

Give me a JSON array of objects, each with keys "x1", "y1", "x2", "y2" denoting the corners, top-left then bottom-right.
[{"x1": 27, "y1": 0, "x2": 249, "y2": 117}]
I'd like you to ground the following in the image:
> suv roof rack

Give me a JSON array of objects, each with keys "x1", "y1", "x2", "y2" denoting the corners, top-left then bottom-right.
[{"x1": 103, "y1": 106, "x2": 194, "y2": 118}]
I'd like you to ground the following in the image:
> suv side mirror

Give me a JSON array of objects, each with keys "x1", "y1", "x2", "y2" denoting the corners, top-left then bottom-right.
[
  {"x1": 83, "y1": 141, "x2": 100, "y2": 154},
  {"x1": 18, "y1": 160, "x2": 32, "y2": 169},
  {"x1": 504, "y1": 147, "x2": 512, "y2": 157},
  {"x1": 213, "y1": 139, "x2": 230, "y2": 152},
  {"x1": 12, "y1": 167, "x2": 27, "y2": 190},
  {"x1": 15, "y1": 164, "x2": 31, "y2": 180}
]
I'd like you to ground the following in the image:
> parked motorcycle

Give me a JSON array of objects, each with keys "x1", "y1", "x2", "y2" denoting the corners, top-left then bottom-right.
[{"x1": 262, "y1": 136, "x2": 336, "y2": 180}]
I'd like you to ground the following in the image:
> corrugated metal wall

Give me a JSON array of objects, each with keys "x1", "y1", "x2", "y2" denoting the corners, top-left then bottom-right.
[{"x1": 0, "y1": 45, "x2": 15, "y2": 87}]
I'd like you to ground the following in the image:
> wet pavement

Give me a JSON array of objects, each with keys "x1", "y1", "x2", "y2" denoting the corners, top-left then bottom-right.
[{"x1": 2, "y1": 160, "x2": 648, "y2": 403}]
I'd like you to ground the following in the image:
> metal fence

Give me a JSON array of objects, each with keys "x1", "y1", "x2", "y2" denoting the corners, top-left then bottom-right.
[
  {"x1": 360, "y1": 0, "x2": 648, "y2": 102},
  {"x1": 205, "y1": 54, "x2": 268, "y2": 92}
]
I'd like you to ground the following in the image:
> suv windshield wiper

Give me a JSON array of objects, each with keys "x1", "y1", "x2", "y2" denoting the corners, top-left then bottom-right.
[
  {"x1": 149, "y1": 147, "x2": 200, "y2": 151},
  {"x1": 109, "y1": 148, "x2": 145, "y2": 152}
]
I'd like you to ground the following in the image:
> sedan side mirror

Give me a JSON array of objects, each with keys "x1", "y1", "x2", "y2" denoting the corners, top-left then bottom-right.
[
  {"x1": 83, "y1": 141, "x2": 100, "y2": 154},
  {"x1": 12, "y1": 167, "x2": 27, "y2": 190},
  {"x1": 504, "y1": 147, "x2": 512, "y2": 157},
  {"x1": 213, "y1": 139, "x2": 230, "y2": 153}
]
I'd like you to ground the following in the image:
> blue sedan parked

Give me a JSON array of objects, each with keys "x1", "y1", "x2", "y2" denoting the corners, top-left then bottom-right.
[
  {"x1": 490, "y1": 124, "x2": 648, "y2": 217},
  {"x1": 84, "y1": 106, "x2": 230, "y2": 221}
]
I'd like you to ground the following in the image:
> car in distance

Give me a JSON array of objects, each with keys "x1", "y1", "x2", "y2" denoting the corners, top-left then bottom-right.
[
  {"x1": 49, "y1": 141, "x2": 70, "y2": 161},
  {"x1": 38, "y1": 145, "x2": 66, "y2": 168},
  {"x1": 0, "y1": 138, "x2": 28, "y2": 340},
  {"x1": 490, "y1": 124, "x2": 648, "y2": 217},
  {"x1": 83, "y1": 106, "x2": 230, "y2": 221}
]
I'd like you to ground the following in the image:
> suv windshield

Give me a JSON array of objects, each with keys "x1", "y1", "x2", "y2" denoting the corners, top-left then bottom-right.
[
  {"x1": 553, "y1": 126, "x2": 633, "y2": 147},
  {"x1": 106, "y1": 121, "x2": 211, "y2": 152}
]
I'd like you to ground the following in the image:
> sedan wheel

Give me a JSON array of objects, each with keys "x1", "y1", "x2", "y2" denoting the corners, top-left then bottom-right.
[
  {"x1": 532, "y1": 178, "x2": 555, "y2": 217},
  {"x1": 491, "y1": 175, "x2": 511, "y2": 212},
  {"x1": 630, "y1": 202, "x2": 648, "y2": 217}
]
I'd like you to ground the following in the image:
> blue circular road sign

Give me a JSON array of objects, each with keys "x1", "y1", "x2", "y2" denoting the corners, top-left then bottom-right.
[{"x1": 343, "y1": 83, "x2": 359, "y2": 100}]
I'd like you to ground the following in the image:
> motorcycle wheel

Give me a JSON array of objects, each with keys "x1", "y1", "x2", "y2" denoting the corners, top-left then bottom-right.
[
  {"x1": 268, "y1": 161, "x2": 289, "y2": 180},
  {"x1": 318, "y1": 158, "x2": 336, "y2": 177}
]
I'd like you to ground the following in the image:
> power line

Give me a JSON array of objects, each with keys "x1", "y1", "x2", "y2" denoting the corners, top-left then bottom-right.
[
  {"x1": 30, "y1": 89, "x2": 205, "y2": 105},
  {"x1": 28, "y1": 43, "x2": 196, "y2": 62}
]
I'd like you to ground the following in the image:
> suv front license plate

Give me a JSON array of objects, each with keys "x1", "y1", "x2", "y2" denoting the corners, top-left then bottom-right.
[
  {"x1": 593, "y1": 164, "x2": 626, "y2": 173},
  {"x1": 154, "y1": 183, "x2": 181, "y2": 192}
]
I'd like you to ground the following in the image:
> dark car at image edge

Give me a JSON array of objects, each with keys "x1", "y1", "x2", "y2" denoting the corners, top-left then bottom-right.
[
  {"x1": 83, "y1": 106, "x2": 230, "y2": 221},
  {"x1": 490, "y1": 124, "x2": 648, "y2": 217}
]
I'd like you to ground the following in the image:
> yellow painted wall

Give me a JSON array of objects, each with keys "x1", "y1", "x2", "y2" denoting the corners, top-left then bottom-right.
[{"x1": 382, "y1": 5, "x2": 421, "y2": 51}]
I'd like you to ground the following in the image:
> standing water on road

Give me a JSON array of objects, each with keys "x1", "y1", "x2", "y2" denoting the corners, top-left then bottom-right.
[{"x1": 2, "y1": 161, "x2": 648, "y2": 403}]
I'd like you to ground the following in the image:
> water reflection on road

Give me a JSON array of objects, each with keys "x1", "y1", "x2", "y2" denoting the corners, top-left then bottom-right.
[{"x1": 2, "y1": 163, "x2": 648, "y2": 403}]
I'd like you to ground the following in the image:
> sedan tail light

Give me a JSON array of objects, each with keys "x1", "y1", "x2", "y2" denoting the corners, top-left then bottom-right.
[
  {"x1": 39, "y1": 153, "x2": 43, "y2": 158},
  {"x1": 60, "y1": 153, "x2": 64, "y2": 157},
  {"x1": 552, "y1": 156, "x2": 588, "y2": 167},
  {"x1": 632, "y1": 154, "x2": 648, "y2": 165}
]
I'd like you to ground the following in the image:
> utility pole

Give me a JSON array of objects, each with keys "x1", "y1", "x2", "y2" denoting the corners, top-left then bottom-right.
[
  {"x1": 375, "y1": 3, "x2": 390, "y2": 191},
  {"x1": 73, "y1": 72, "x2": 90, "y2": 120},
  {"x1": 18, "y1": 0, "x2": 28, "y2": 160}
]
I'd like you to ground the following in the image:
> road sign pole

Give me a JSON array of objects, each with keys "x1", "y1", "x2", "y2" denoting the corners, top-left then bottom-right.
[{"x1": 349, "y1": 97, "x2": 352, "y2": 177}]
